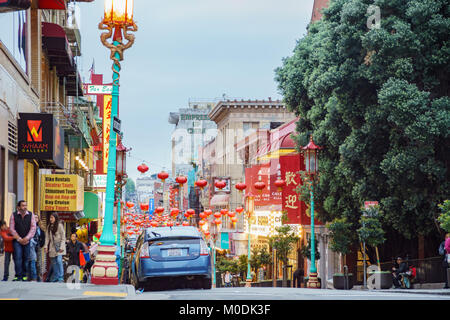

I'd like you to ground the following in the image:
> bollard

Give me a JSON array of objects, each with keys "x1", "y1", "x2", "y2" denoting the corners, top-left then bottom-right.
[{"x1": 343, "y1": 265, "x2": 349, "y2": 290}]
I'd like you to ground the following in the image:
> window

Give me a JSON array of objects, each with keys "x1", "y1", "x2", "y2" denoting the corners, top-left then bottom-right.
[
  {"x1": 0, "y1": 10, "x2": 28, "y2": 73},
  {"x1": 8, "y1": 151, "x2": 17, "y2": 195}
]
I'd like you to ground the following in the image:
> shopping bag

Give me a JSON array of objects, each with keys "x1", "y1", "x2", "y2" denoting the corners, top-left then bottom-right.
[
  {"x1": 79, "y1": 250, "x2": 86, "y2": 267},
  {"x1": 83, "y1": 252, "x2": 90, "y2": 263}
]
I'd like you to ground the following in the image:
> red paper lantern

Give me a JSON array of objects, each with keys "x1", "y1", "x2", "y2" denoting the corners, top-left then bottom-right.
[
  {"x1": 213, "y1": 212, "x2": 222, "y2": 219},
  {"x1": 236, "y1": 207, "x2": 244, "y2": 214},
  {"x1": 254, "y1": 181, "x2": 266, "y2": 193},
  {"x1": 170, "y1": 208, "x2": 180, "y2": 217},
  {"x1": 127, "y1": 231, "x2": 134, "y2": 236},
  {"x1": 184, "y1": 212, "x2": 190, "y2": 218},
  {"x1": 137, "y1": 163, "x2": 149, "y2": 174},
  {"x1": 182, "y1": 221, "x2": 189, "y2": 226},
  {"x1": 150, "y1": 221, "x2": 158, "y2": 227},
  {"x1": 186, "y1": 209, "x2": 195, "y2": 216},
  {"x1": 155, "y1": 207, "x2": 164, "y2": 214},
  {"x1": 231, "y1": 216, "x2": 238, "y2": 223},
  {"x1": 199, "y1": 220, "x2": 206, "y2": 226},
  {"x1": 140, "y1": 203, "x2": 149, "y2": 211},
  {"x1": 126, "y1": 202, "x2": 134, "y2": 208},
  {"x1": 204, "y1": 209, "x2": 213, "y2": 216},
  {"x1": 176, "y1": 176, "x2": 187, "y2": 186},
  {"x1": 167, "y1": 221, "x2": 174, "y2": 227},
  {"x1": 214, "y1": 180, "x2": 226, "y2": 190},
  {"x1": 274, "y1": 179, "x2": 286, "y2": 191},
  {"x1": 235, "y1": 182, "x2": 247, "y2": 192},
  {"x1": 199, "y1": 212, "x2": 206, "y2": 219},
  {"x1": 227, "y1": 211, "x2": 235, "y2": 218},
  {"x1": 195, "y1": 179, "x2": 208, "y2": 190},
  {"x1": 158, "y1": 171, "x2": 169, "y2": 182},
  {"x1": 220, "y1": 209, "x2": 228, "y2": 216},
  {"x1": 214, "y1": 219, "x2": 222, "y2": 225}
]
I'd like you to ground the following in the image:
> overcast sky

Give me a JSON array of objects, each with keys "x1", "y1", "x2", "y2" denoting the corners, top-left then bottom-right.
[{"x1": 77, "y1": 0, "x2": 315, "y2": 182}]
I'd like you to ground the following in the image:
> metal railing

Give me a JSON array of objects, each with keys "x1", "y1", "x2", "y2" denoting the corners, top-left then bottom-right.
[{"x1": 357, "y1": 256, "x2": 446, "y2": 284}]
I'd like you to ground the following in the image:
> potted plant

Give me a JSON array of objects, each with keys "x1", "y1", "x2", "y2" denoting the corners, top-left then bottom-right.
[
  {"x1": 357, "y1": 205, "x2": 387, "y2": 289},
  {"x1": 327, "y1": 217, "x2": 354, "y2": 289}
]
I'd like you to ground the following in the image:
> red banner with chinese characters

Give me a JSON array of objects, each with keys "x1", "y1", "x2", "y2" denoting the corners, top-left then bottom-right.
[{"x1": 279, "y1": 154, "x2": 321, "y2": 225}]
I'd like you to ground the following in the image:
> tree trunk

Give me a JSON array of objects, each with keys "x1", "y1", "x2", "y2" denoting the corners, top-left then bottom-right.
[{"x1": 282, "y1": 263, "x2": 287, "y2": 288}]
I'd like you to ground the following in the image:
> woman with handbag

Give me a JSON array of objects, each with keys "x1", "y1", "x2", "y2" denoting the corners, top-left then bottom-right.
[
  {"x1": 44, "y1": 213, "x2": 66, "y2": 282},
  {"x1": 66, "y1": 231, "x2": 88, "y2": 282}
]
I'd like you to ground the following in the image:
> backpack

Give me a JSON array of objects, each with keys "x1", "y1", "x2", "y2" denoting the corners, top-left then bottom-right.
[{"x1": 409, "y1": 266, "x2": 416, "y2": 279}]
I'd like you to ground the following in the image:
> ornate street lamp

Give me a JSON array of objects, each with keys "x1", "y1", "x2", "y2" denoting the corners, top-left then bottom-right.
[
  {"x1": 301, "y1": 135, "x2": 322, "y2": 289},
  {"x1": 245, "y1": 192, "x2": 255, "y2": 287},
  {"x1": 91, "y1": 0, "x2": 137, "y2": 285}
]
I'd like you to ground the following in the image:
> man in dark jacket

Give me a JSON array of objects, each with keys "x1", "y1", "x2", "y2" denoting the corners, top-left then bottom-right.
[
  {"x1": 392, "y1": 256, "x2": 408, "y2": 288},
  {"x1": 9, "y1": 201, "x2": 36, "y2": 281},
  {"x1": 66, "y1": 232, "x2": 88, "y2": 281}
]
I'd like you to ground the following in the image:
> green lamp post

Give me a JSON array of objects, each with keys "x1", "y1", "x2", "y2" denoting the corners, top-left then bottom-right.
[
  {"x1": 91, "y1": 0, "x2": 137, "y2": 285},
  {"x1": 245, "y1": 192, "x2": 255, "y2": 287},
  {"x1": 301, "y1": 135, "x2": 322, "y2": 289}
]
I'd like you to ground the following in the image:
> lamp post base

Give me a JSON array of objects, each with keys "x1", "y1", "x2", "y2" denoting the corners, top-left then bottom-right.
[
  {"x1": 91, "y1": 245, "x2": 118, "y2": 285},
  {"x1": 245, "y1": 279, "x2": 252, "y2": 288},
  {"x1": 307, "y1": 272, "x2": 320, "y2": 289}
]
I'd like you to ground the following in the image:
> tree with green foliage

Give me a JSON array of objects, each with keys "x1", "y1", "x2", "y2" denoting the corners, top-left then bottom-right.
[
  {"x1": 275, "y1": 0, "x2": 450, "y2": 241},
  {"x1": 358, "y1": 205, "x2": 386, "y2": 268},
  {"x1": 249, "y1": 247, "x2": 273, "y2": 278},
  {"x1": 438, "y1": 200, "x2": 450, "y2": 232},
  {"x1": 327, "y1": 217, "x2": 354, "y2": 273},
  {"x1": 269, "y1": 225, "x2": 299, "y2": 287}
]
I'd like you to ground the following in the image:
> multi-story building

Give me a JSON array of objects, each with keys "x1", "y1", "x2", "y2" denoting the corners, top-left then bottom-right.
[
  {"x1": 198, "y1": 98, "x2": 296, "y2": 256},
  {"x1": 0, "y1": 1, "x2": 99, "y2": 280},
  {"x1": 169, "y1": 100, "x2": 217, "y2": 211}
]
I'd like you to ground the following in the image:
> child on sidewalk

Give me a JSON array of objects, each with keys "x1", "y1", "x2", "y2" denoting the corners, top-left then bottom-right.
[{"x1": 1, "y1": 220, "x2": 14, "y2": 281}]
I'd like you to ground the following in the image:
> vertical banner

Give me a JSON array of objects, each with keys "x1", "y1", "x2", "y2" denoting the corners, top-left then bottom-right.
[
  {"x1": 103, "y1": 95, "x2": 112, "y2": 174},
  {"x1": 149, "y1": 198, "x2": 155, "y2": 216}
]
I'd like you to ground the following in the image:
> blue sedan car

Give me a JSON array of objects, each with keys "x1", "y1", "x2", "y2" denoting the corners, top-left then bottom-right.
[{"x1": 130, "y1": 226, "x2": 212, "y2": 290}]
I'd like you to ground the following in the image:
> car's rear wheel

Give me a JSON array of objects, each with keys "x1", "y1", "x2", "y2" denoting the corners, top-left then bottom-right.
[{"x1": 202, "y1": 278, "x2": 212, "y2": 290}]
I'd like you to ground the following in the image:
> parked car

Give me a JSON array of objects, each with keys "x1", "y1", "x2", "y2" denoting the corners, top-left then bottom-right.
[{"x1": 130, "y1": 226, "x2": 211, "y2": 290}]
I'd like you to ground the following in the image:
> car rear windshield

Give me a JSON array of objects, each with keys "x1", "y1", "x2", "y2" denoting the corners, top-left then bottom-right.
[{"x1": 147, "y1": 236, "x2": 199, "y2": 242}]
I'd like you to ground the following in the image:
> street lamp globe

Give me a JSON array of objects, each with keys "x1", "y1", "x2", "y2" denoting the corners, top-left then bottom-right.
[
  {"x1": 104, "y1": 0, "x2": 134, "y2": 25},
  {"x1": 301, "y1": 135, "x2": 322, "y2": 175}
]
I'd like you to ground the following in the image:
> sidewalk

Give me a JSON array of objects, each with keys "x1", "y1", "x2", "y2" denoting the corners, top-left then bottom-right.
[{"x1": 0, "y1": 253, "x2": 135, "y2": 300}]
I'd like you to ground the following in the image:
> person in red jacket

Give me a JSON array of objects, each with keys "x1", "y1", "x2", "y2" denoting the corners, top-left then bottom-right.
[{"x1": 1, "y1": 220, "x2": 14, "y2": 281}]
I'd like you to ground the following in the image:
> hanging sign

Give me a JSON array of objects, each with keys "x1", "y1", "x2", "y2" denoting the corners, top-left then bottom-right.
[{"x1": 40, "y1": 174, "x2": 84, "y2": 211}]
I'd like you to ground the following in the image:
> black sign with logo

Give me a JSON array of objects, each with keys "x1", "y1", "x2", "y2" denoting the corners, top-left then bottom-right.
[
  {"x1": 113, "y1": 116, "x2": 121, "y2": 134},
  {"x1": 18, "y1": 113, "x2": 64, "y2": 168}
]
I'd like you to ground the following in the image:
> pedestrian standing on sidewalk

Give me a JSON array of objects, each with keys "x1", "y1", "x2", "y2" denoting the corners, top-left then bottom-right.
[
  {"x1": 224, "y1": 270, "x2": 232, "y2": 287},
  {"x1": 9, "y1": 200, "x2": 36, "y2": 281},
  {"x1": 44, "y1": 213, "x2": 66, "y2": 282},
  {"x1": 1, "y1": 220, "x2": 14, "y2": 281},
  {"x1": 66, "y1": 232, "x2": 88, "y2": 281},
  {"x1": 28, "y1": 214, "x2": 45, "y2": 282}
]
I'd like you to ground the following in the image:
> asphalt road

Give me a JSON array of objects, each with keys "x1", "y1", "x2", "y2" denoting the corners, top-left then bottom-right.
[{"x1": 134, "y1": 287, "x2": 450, "y2": 300}]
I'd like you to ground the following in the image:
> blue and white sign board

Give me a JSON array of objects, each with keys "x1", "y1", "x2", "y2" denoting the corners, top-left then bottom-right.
[
  {"x1": 220, "y1": 232, "x2": 230, "y2": 250},
  {"x1": 149, "y1": 198, "x2": 155, "y2": 216}
]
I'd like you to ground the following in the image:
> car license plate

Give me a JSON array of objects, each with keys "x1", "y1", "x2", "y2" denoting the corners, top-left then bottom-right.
[{"x1": 167, "y1": 248, "x2": 183, "y2": 257}]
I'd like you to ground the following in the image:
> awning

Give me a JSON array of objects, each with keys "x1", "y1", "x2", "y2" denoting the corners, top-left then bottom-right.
[
  {"x1": 83, "y1": 192, "x2": 100, "y2": 220},
  {"x1": 0, "y1": 0, "x2": 31, "y2": 12},
  {"x1": 210, "y1": 194, "x2": 229, "y2": 207},
  {"x1": 42, "y1": 22, "x2": 83, "y2": 96},
  {"x1": 38, "y1": 0, "x2": 66, "y2": 10}
]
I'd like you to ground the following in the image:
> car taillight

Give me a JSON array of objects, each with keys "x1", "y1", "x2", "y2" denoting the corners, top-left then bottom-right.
[
  {"x1": 200, "y1": 240, "x2": 209, "y2": 256},
  {"x1": 140, "y1": 242, "x2": 150, "y2": 259}
]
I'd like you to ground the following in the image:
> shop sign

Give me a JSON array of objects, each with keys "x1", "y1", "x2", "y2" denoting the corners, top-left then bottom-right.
[
  {"x1": 85, "y1": 85, "x2": 113, "y2": 95},
  {"x1": 93, "y1": 174, "x2": 107, "y2": 190},
  {"x1": 40, "y1": 174, "x2": 84, "y2": 212},
  {"x1": 18, "y1": 113, "x2": 64, "y2": 168},
  {"x1": 220, "y1": 232, "x2": 230, "y2": 250}
]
